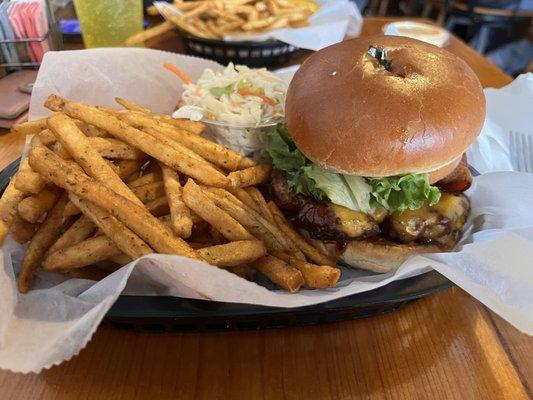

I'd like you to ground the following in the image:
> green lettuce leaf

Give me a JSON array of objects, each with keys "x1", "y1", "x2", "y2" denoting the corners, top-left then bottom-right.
[
  {"x1": 367, "y1": 174, "x2": 441, "y2": 213},
  {"x1": 303, "y1": 165, "x2": 373, "y2": 213},
  {"x1": 267, "y1": 124, "x2": 441, "y2": 213}
]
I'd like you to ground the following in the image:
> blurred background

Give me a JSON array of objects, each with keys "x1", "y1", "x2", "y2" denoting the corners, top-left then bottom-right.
[{"x1": 0, "y1": 0, "x2": 531, "y2": 130}]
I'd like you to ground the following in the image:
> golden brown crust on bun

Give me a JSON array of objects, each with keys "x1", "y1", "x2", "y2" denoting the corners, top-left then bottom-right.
[
  {"x1": 428, "y1": 156, "x2": 462, "y2": 184},
  {"x1": 285, "y1": 35, "x2": 485, "y2": 177},
  {"x1": 338, "y1": 240, "x2": 443, "y2": 273}
]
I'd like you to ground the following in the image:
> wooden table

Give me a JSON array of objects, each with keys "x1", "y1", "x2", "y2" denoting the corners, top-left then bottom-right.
[{"x1": 0, "y1": 18, "x2": 530, "y2": 400}]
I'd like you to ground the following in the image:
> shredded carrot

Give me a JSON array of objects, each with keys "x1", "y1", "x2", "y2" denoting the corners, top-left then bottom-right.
[
  {"x1": 163, "y1": 62, "x2": 192, "y2": 85},
  {"x1": 237, "y1": 88, "x2": 277, "y2": 106}
]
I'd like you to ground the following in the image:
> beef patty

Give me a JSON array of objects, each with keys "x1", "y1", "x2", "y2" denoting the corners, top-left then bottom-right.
[{"x1": 270, "y1": 169, "x2": 470, "y2": 245}]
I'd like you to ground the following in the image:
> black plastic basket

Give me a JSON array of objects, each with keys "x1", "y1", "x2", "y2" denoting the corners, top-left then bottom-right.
[{"x1": 183, "y1": 35, "x2": 303, "y2": 67}]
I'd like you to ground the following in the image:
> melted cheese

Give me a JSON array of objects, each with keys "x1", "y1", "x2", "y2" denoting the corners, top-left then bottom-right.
[{"x1": 331, "y1": 204, "x2": 377, "y2": 237}]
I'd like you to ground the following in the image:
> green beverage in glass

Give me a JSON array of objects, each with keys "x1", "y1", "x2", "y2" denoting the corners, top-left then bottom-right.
[{"x1": 73, "y1": 0, "x2": 143, "y2": 48}]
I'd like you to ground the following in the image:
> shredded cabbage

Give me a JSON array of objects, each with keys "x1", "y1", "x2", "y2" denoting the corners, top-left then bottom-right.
[{"x1": 175, "y1": 63, "x2": 286, "y2": 125}]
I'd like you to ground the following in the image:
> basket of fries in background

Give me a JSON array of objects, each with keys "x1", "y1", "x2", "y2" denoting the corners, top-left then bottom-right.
[{"x1": 127, "y1": 0, "x2": 320, "y2": 67}]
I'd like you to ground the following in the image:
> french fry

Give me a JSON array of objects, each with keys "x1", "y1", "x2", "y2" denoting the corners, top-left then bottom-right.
[
  {"x1": 125, "y1": 21, "x2": 173, "y2": 46},
  {"x1": 28, "y1": 146, "x2": 199, "y2": 259},
  {"x1": 273, "y1": 252, "x2": 340, "y2": 289},
  {"x1": 229, "y1": 187, "x2": 262, "y2": 214},
  {"x1": 183, "y1": 179, "x2": 254, "y2": 242},
  {"x1": 226, "y1": 264, "x2": 255, "y2": 279},
  {"x1": 18, "y1": 186, "x2": 61, "y2": 224},
  {"x1": 114, "y1": 97, "x2": 151, "y2": 114},
  {"x1": 119, "y1": 111, "x2": 254, "y2": 171},
  {"x1": 145, "y1": 196, "x2": 170, "y2": 217},
  {"x1": 160, "y1": 164, "x2": 193, "y2": 238},
  {"x1": 197, "y1": 240, "x2": 266, "y2": 267},
  {"x1": 18, "y1": 193, "x2": 73, "y2": 293},
  {"x1": 245, "y1": 187, "x2": 274, "y2": 223},
  {"x1": 115, "y1": 97, "x2": 205, "y2": 135},
  {"x1": 47, "y1": 113, "x2": 144, "y2": 206},
  {"x1": 11, "y1": 118, "x2": 47, "y2": 135},
  {"x1": 0, "y1": 221, "x2": 8, "y2": 245},
  {"x1": 37, "y1": 129, "x2": 57, "y2": 146},
  {"x1": 68, "y1": 196, "x2": 153, "y2": 261},
  {"x1": 128, "y1": 171, "x2": 162, "y2": 188},
  {"x1": 14, "y1": 171, "x2": 46, "y2": 194},
  {"x1": 131, "y1": 181, "x2": 165, "y2": 203},
  {"x1": 227, "y1": 164, "x2": 271, "y2": 187},
  {"x1": 45, "y1": 95, "x2": 227, "y2": 187},
  {"x1": 161, "y1": 9, "x2": 211, "y2": 38},
  {"x1": 88, "y1": 137, "x2": 146, "y2": 160},
  {"x1": 10, "y1": 215, "x2": 38, "y2": 244},
  {"x1": 113, "y1": 160, "x2": 143, "y2": 181},
  {"x1": 0, "y1": 176, "x2": 26, "y2": 229},
  {"x1": 44, "y1": 235, "x2": 122, "y2": 270},
  {"x1": 109, "y1": 253, "x2": 132, "y2": 266},
  {"x1": 202, "y1": 188, "x2": 286, "y2": 252},
  {"x1": 204, "y1": 188, "x2": 304, "y2": 257},
  {"x1": 267, "y1": 201, "x2": 336, "y2": 266},
  {"x1": 253, "y1": 255, "x2": 304, "y2": 292},
  {"x1": 49, "y1": 215, "x2": 97, "y2": 254}
]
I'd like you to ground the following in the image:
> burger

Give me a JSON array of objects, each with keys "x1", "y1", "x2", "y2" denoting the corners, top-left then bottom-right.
[{"x1": 267, "y1": 35, "x2": 485, "y2": 273}]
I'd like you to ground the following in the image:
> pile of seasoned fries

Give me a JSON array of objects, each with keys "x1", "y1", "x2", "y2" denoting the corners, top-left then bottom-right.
[
  {"x1": 126, "y1": 0, "x2": 317, "y2": 45},
  {"x1": 0, "y1": 94, "x2": 340, "y2": 294}
]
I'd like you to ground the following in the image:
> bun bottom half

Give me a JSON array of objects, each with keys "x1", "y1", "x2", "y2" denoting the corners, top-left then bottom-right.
[{"x1": 312, "y1": 238, "x2": 459, "y2": 274}]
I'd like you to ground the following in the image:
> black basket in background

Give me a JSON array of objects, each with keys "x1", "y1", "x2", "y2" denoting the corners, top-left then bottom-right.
[{"x1": 184, "y1": 35, "x2": 303, "y2": 68}]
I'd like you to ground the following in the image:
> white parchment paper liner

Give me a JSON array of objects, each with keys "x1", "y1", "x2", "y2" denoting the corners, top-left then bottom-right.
[{"x1": 1, "y1": 50, "x2": 532, "y2": 373}]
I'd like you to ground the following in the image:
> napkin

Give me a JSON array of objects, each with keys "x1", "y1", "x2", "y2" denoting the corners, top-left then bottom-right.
[
  {"x1": 0, "y1": 49, "x2": 532, "y2": 374},
  {"x1": 467, "y1": 73, "x2": 533, "y2": 173},
  {"x1": 154, "y1": 0, "x2": 363, "y2": 51}
]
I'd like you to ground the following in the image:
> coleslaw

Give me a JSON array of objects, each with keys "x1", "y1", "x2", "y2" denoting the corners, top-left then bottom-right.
[{"x1": 173, "y1": 63, "x2": 286, "y2": 126}]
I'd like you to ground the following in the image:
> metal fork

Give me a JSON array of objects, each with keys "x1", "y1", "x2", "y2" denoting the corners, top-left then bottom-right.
[{"x1": 509, "y1": 131, "x2": 533, "y2": 173}]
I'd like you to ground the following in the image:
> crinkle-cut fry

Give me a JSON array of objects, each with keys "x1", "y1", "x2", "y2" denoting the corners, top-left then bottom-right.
[
  {"x1": 28, "y1": 146, "x2": 198, "y2": 259},
  {"x1": 44, "y1": 235, "x2": 122, "y2": 270},
  {"x1": 48, "y1": 113, "x2": 144, "y2": 206},
  {"x1": 18, "y1": 193, "x2": 73, "y2": 293},
  {"x1": 128, "y1": 172, "x2": 162, "y2": 188},
  {"x1": 114, "y1": 97, "x2": 151, "y2": 114},
  {"x1": 10, "y1": 215, "x2": 39, "y2": 244},
  {"x1": 69, "y1": 196, "x2": 153, "y2": 261},
  {"x1": 14, "y1": 170, "x2": 46, "y2": 194},
  {"x1": 11, "y1": 118, "x2": 47, "y2": 135},
  {"x1": 125, "y1": 21, "x2": 173, "y2": 46},
  {"x1": 273, "y1": 252, "x2": 340, "y2": 289},
  {"x1": 198, "y1": 240, "x2": 266, "y2": 267},
  {"x1": 88, "y1": 137, "x2": 146, "y2": 160},
  {"x1": 202, "y1": 188, "x2": 286, "y2": 253},
  {"x1": 118, "y1": 111, "x2": 254, "y2": 171},
  {"x1": 160, "y1": 163, "x2": 193, "y2": 238},
  {"x1": 49, "y1": 214, "x2": 97, "y2": 254},
  {"x1": 267, "y1": 201, "x2": 336, "y2": 266},
  {"x1": 131, "y1": 181, "x2": 165, "y2": 203},
  {"x1": 253, "y1": 255, "x2": 304, "y2": 293},
  {"x1": 183, "y1": 179, "x2": 254, "y2": 242},
  {"x1": 227, "y1": 164, "x2": 271, "y2": 188},
  {"x1": 18, "y1": 186, "x2": 61, "y2": 224},
  {"x1": 45, "y1": 95, "x2": 227, "y2": 187}
]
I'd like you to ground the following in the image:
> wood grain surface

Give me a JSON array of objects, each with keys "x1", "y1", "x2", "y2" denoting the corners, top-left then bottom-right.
[{"x1": 0, "y1": 18, "x2": 530, "y2": 400}]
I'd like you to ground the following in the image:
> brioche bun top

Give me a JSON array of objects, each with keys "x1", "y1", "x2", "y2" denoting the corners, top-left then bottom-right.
[{"x1": 285, "y1": 35, "x2": 485, "y2": 177}]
